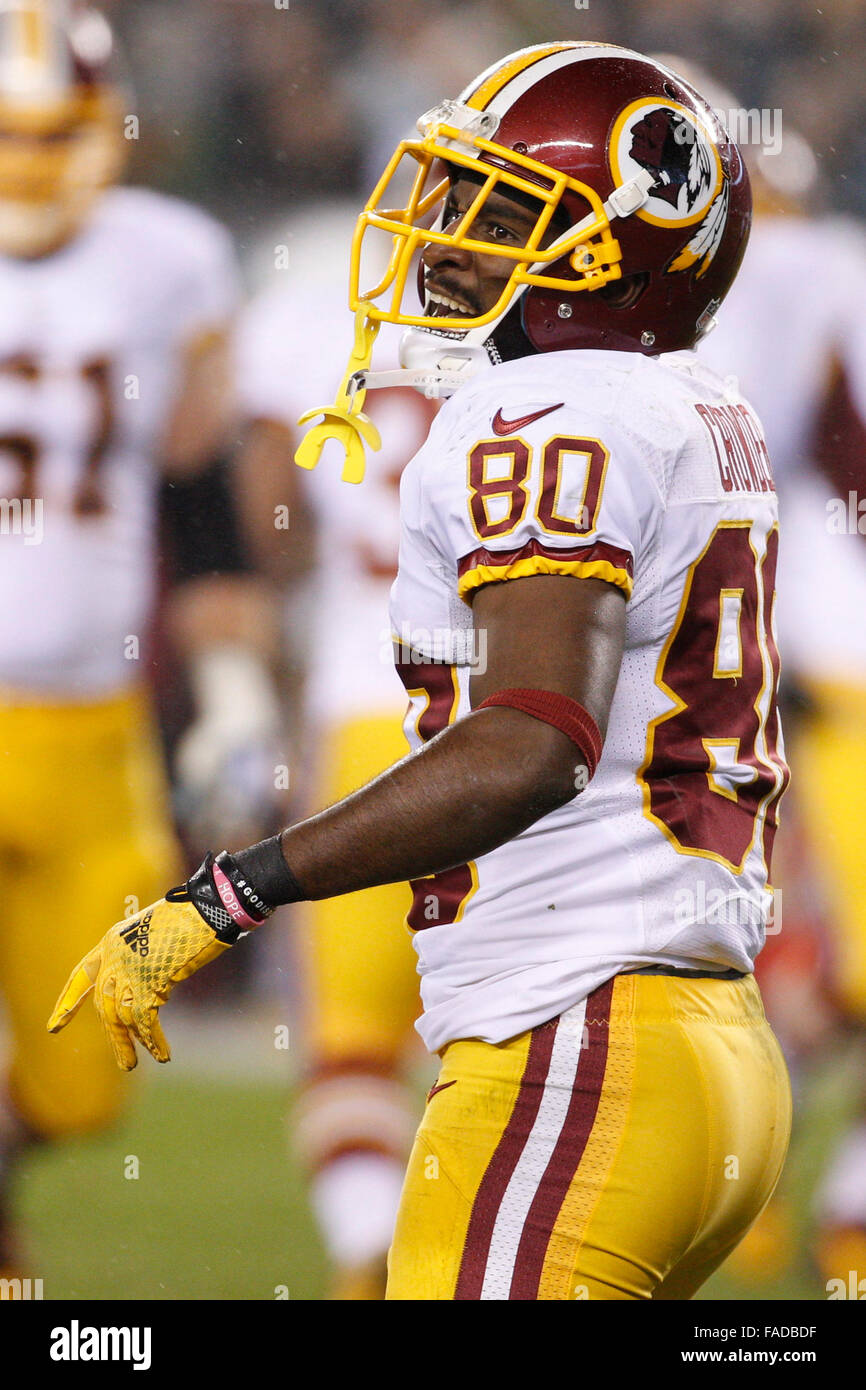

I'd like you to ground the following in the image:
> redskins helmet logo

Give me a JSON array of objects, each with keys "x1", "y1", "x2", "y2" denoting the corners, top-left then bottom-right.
[{"x1": 610, "y1": 97, "x2": 729, "y2": 278}]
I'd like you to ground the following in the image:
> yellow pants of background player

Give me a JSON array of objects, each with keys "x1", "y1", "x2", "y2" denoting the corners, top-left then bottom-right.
[
  {"x1": 387, "y1": 972, "x2": 791, "y2": 1300},
  {"x1": 0, "y1": 688, "x2": 180, "y2": 1140},
  {"x1": 292, "y1": 713, "x2": 421, "y2": 1172},
  {"x1": 297, "y1": 714, "x2": 418, "y2": 1067},
  {"x1": 794, "y1": 678, "x2": 866, "y2": 1021}
]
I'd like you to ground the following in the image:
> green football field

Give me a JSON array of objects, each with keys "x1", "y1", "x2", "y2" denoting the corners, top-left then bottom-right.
[
  {"x1": 14, "y1": 1070, "x2": 328, "y2": 1301},
  {"x1": 11, "y1": 1034, "x2": 858, "y2": 1301}
]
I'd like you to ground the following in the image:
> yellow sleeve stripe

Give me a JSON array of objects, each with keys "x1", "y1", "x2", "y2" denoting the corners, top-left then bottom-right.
[{"x1": 458, "y1": 554, "x2": 634, "y2": 602}]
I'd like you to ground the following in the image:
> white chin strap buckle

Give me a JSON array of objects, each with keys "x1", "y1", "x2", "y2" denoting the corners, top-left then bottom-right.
[
  {"x1": 400, "y1": 331, "x2": 491, "y2": 397},
  {"x1": 604, "y1": 169, "x2": 655, "y2": 221}
]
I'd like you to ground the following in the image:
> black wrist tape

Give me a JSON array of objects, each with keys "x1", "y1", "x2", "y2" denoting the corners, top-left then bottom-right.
[{"x1": 231, "y1": 835, "x2": 307, "y2": 909}]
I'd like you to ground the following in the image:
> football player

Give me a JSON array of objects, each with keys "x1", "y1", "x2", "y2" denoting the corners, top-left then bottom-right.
[
  {"x1": 51, "y1": 43, "x2": 793, "y2": 1300},
  {"x1": 237, "y1": 221, "x2": 432, "y2": 1297},
  {"x1": 0, "y1": 0, "x2": 280, "y2": 1287}
]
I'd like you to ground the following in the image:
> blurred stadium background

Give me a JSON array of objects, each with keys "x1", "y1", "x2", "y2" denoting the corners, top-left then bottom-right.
[{"x1": 3, "y1": 0, "x2": 866, "y2": 1301}]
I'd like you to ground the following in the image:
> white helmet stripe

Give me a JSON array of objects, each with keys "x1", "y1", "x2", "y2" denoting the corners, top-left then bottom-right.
[{"x1": 456, "y1": 43, "x2": 575, "y2": 105}]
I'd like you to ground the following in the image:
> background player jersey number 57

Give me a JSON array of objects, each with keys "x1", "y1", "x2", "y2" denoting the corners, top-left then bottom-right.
[{"x1": 0, "y1": 355, "x2": 113, "y2": 515}]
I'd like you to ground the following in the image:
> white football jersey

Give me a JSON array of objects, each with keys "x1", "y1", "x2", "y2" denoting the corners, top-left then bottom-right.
[
  {"x1": 390, "y1": 348, "x2": 788, "y2": 1051},
  {"x1": 0, "y1": 187, "x2": 239, "y2": 697},
  {"x1": 237, "y1": 283, "x2": 436, "y2": 723},
  {"x1": 700, "y1": 215, "x2": 866, "y2": 682}
]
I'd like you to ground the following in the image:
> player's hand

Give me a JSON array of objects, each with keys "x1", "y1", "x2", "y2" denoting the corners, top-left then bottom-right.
[
  {"x1": 47, "y1": 851, "x2": 266, "y2": 1070},
  {"x1": 175, "y1": 724, "x2": 285, "y2": 847},
  {"x1": 174, "y1": 645, "x2": 286, "y2": 846}
]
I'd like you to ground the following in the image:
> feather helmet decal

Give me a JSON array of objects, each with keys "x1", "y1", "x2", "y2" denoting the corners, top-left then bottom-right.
[{"x1": 667, "y1": 180, "x2": 730, "y2": 277}]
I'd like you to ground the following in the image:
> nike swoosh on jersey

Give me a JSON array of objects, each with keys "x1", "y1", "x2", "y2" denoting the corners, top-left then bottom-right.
[{"x1": 492, "y1": 403, "x2": 564, "y2": 435}]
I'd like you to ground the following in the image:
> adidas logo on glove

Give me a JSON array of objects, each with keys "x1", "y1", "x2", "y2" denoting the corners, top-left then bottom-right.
[{"x1": 119, "y1": 911, "x2": 152, "y2": 958}]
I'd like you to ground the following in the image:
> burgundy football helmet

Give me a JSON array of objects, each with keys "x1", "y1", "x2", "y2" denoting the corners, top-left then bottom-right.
[
  {"x1": 295, "y1": 43, "x2": 752, "y2": 480},
  {"x1": 350, "y1": 41, "x2": 751, "y2": 363}
]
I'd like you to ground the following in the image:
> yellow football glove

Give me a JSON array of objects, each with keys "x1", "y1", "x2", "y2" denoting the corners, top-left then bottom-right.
[{"x1": 48, "y1": 851, "x2": 274, "y2": 1070}]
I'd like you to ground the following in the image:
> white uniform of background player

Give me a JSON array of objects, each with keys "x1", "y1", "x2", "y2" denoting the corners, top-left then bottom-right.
[
  {"x1": 0, "y1": 2, "x2": 278, "y2": 1288},
  {"x1": 0, "y1": 180, "x2": 242, "y2": 1161},
  {"x1": 0, "y1": 186, "x2": 238, "y2": 694}
]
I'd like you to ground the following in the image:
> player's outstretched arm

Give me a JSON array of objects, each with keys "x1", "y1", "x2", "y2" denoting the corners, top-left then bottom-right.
[
  {"x1": 280, "y1": 573, "x2": 626, "y2": 897},
  {"x1": 49, "y1": 573, "x2": 625, "y2": 1067}
]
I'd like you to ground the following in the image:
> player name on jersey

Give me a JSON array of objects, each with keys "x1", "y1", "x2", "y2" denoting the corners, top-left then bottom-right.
[{"x1": 695, "y1": 401, "x2": 774, "y2": 494}]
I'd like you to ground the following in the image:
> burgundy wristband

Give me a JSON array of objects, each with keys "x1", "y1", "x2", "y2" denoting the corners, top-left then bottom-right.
[{"x1": 477, "y1": 687, "x2": 603, "y2": 782}]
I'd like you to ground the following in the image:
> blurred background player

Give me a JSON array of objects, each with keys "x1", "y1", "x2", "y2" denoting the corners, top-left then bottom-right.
[
  {"x1": 668, "y1": 55, "x2": 866, "y2": 1287},
  {"x1": 801, "y1": 293, "x2": 866, "y2": 1282},
  {"x1": 236, "y1": 204, "x2": 438, "y2": 1298},
  {"x1": 0, "y1": 0, "x2": 282, "y2": 1288}
]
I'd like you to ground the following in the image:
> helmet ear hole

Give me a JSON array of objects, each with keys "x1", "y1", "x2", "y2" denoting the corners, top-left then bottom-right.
[{"x1": 597, "y1": 272, "x2": 650, "y2": 310}]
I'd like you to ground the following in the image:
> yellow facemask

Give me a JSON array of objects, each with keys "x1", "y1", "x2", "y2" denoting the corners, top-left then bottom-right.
[
  {"x1": 351, "y1": 100, "x2": 625, "y2": 336},
  {"x1": 296, "y1": 99, "x2": 652, "y2": 483}
]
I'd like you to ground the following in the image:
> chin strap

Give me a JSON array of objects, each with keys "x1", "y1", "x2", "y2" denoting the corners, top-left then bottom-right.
[
  {"x1": 353, "y1": 352, "x2": 484, "y2": 401},
  {"x1": 294, "y1": 304, "x2": 382, "y2": 484}
]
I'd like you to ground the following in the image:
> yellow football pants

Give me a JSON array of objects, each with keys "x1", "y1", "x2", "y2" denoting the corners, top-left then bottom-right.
[
  {"x1": 292, "y1": 713, "x2": 421, "y2": 1171},
  {"x1": 793, "y1": 679, "x2": 866, "y2": 1020},
  {"x1": 387, "y1": 971, "x2": 792, "y2": 1300},
  {"x1": 0, "y1": 688, "x2": 180, "y2": 1139},
  {"x1": 296, "y1": 714, "x2": 418, "y2": 1067}
]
